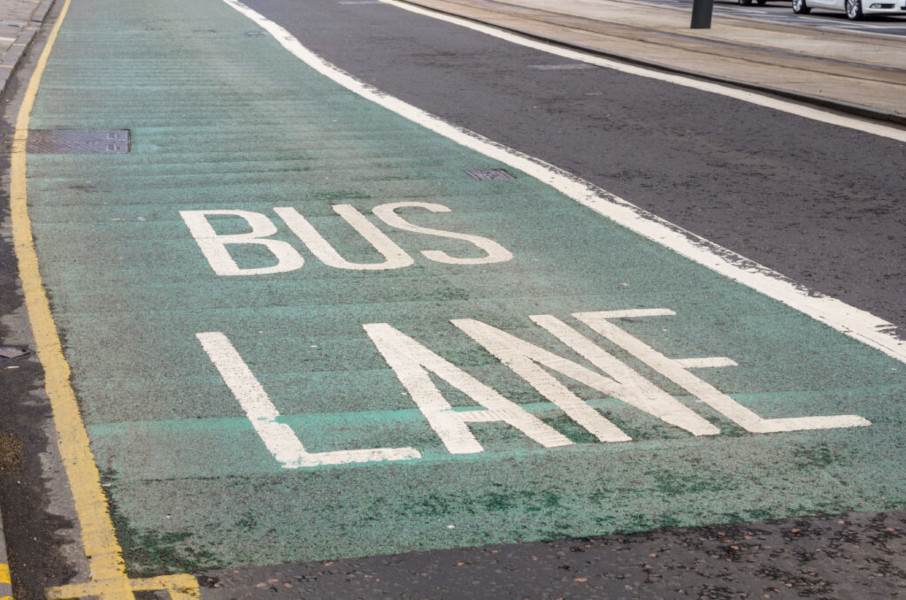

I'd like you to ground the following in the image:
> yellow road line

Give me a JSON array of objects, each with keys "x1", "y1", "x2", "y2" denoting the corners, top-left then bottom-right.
[
  {"x1": 0, "y1": 564, "x2": 13, "y2": 600},
  {"x1": 1, "y1": 561, "x2": 11, "y2": 600},
  {"x1": 47, "y1": 575, "x2": 200, "y2": 600},
  {"x1": 8, "y1": 1, "x2": 198, "y2": 599}
]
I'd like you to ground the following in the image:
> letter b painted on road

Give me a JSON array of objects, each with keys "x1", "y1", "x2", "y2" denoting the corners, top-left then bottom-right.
[{"x1": 180, "y1": 209, "x2": 305, "y2": 276}]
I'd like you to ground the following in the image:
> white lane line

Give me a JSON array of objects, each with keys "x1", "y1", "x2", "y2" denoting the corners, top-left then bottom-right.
[
  {"x1": 528, "y1": 63, "x2": 598, "y2": 70},
  {"x1": 381, "y1": 0, "x2": 906, "y2": 144},
  {"x1": 221, "y1": 0, "x2": 906, "y2": 365}
]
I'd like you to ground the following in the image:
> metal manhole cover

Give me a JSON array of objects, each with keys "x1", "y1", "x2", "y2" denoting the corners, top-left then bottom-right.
[
  {"x1": 466, "y1": 169, "x2": 515, "y2": 181},
  {"x1": 27, "y1": 130, "x2": 131, "y2": 154}
]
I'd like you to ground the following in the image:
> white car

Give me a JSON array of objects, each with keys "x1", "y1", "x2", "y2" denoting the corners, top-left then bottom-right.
[{"x1": 792, "y1": 0, "x2": 906, "y2": 19}]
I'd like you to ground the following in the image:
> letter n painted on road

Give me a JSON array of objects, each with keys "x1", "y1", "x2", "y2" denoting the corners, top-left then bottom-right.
[{"x1": 452, "y1": 316, "x2": 721, "y2": 440}]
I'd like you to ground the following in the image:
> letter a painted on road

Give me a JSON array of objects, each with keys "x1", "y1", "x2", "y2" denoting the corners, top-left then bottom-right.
[{"x1": 365, "y1": 322, "x2": 572, "y2": 454}]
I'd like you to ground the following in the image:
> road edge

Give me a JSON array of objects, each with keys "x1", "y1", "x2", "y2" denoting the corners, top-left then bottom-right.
[
  {"x1": 391, "y1": 0, "x2": 906, "y2": 127},
  {"x1": 0, "y1": 2, "x2": 58, "y2": 596}
]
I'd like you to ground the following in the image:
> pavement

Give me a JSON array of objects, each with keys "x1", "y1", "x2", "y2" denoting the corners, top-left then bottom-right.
[{"x1": 0, "y1": 0, "x2": 52, "y2": 98}]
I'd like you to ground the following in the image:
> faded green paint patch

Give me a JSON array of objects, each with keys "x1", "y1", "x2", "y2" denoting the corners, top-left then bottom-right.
[{"x1": 25, "y1": 0, "x2": 906, "y2": 575}]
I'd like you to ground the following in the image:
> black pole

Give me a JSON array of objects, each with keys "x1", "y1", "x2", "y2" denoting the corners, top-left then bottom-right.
[{"x1": 690, "y1": 0, "x2": 714, "y2": 28}]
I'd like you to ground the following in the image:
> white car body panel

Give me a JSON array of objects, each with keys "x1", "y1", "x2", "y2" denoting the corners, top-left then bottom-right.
[{"x1": 805, "y1": 0, "x2": 906, "y2": 14}]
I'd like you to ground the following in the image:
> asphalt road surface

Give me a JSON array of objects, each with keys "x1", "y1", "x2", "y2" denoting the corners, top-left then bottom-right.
[
  {"x1": 1, "y1": 0, "x2": 905, "y2": 599},
  {"x1": 245, "y1": 0, "x2": 906, "y2": 334}
]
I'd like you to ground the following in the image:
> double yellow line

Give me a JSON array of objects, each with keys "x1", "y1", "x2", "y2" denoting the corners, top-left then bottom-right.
[{"x1": 9, "y1": 1, "x2": 199, "y2": 599}]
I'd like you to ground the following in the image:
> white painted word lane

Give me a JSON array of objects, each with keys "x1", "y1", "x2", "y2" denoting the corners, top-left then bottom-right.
[{"x1": 198, "y1": 308, "x2": 869, "y2": 468}]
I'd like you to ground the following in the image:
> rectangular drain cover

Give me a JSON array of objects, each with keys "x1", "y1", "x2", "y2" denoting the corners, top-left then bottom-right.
[
  {"x1": 27, "y1": 130, "x2": 130, "y2": 154},
  {"x1": 466, "y1": 169, "x2": 515, "y2": 181}
]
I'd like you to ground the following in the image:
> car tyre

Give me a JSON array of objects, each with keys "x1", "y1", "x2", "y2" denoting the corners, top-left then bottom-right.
[
  {"x1": 738, "y1": 0, "x2": 753, "y2": 5},
  {"x1": 756, "y1": 0, "x2": 767, "y2": 4},
  {"x1": 845, "y1": 0, "x2": 863, "y2": 18},
  {"x1": 792, "y1": 0, "x2": 811, "y2": 13}
]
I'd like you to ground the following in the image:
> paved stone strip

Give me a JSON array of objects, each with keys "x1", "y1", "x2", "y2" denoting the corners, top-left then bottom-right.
[{"x1": 0, "y1": 0, "x2": 54, "y2": 97}]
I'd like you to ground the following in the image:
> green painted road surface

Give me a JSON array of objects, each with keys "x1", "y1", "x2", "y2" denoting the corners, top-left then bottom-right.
[{"x1": 27, "y1": 0, "x2": 906, "y2": 575}]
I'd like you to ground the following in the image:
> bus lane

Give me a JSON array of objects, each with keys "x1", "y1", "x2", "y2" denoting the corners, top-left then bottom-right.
[{"x1": 16, "y1": 0, "x2": 906, "y2": 583}]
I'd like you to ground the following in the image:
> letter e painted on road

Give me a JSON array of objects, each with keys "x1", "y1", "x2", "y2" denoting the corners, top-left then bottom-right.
[{"x1": 573, "y1": 309, "x2": 871, "y2": 433}]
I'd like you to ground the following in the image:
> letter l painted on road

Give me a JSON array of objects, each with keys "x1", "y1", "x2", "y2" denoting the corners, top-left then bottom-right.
[{"x1": 197, "y1": 332, "x2": 421, "y2": 467}]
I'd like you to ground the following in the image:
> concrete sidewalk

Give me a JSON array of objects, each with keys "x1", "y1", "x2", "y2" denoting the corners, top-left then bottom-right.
[
  {"x1": 0, "y1": 0, "x2": 53, "y2": 97},
  {"x1": 399, "y1": 0, "x2": 906, "y2": 124}
]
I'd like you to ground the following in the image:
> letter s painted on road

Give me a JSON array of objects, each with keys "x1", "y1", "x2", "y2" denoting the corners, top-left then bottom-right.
[{"x1": 372, "y1": 202, "x2": 513, "y2": 265}]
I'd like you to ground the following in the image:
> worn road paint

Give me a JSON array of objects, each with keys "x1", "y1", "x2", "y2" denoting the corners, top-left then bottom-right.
[{"x1": 23, "y1": 0, "x2": 906, "y2": 574}]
